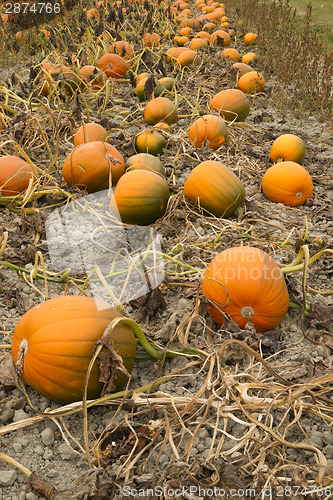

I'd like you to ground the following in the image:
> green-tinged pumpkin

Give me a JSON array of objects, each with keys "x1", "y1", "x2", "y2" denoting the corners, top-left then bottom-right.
[
  {"x1": 242, "y1": 52, "x2": 259, "y2": 64},
  {"x1": 154, "y1": 77, "x2": 176, "y2": 97},
  {"x1": 62, "y1": 141, "x2": 124, "y2": 193},
  {"x1": 135, "y1": 129, "x2": 167, "y2": 156},
  {"x1": 202, "y1": 246, "x2": 289, "y2": 332},
  {"x1": 0, "y1": 155, "x2": 37, "y2": 197},
  {"x1": 188, "y1": 115, "x2": 229, "y2": 150},
  {"x1": 110, "y1": 170, "x2": 170, "y2": 225},
  {"x1": 125, "y1": 153, "x2": 165, "y2": 176},
  {"x1": 262, "y1": 161, "x2": 313, "y2": 206},
  {"x1": 11, "y1": 295, "x2": 137, "y2": 404},
  {"x1": 144, "y1": 96, "x2": 178, "y2": 125},
  {"x1": 210, "y1": 88, "x2": 250, "y2": 122},
  {"x1": 184, "y1": 160, "x2": 245, "y2": 217},
  {"x1": 270, "y1": 134, "x2": 306, "y2": 164}
]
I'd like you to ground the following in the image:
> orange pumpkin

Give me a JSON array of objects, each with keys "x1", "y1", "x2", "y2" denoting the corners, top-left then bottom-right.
[
  {"x1": 202, "y1": 246, "x2": 289, "y2": 332},
  {"x1": 270, "y1": 134, "x2": 306, "y2": 164},
  {"x1": 11, "y1": 295, "x2": 137, "y2": 403},
  {"x1": 110, "y1": 170, "x2": 170, "y2": 225},
  {"x1": 210, "y1": 88, "x2": 250, "y2": 122},
  {"x1": 188, "y1": 115, "x2": 229, "y2": 150},
  {"x1": 62, "y1": 141, "x2": 124, "y2": 193},
  {"x1": 144, "y1": 97, "x2": 178, "y2": 126},
  {"x1": 41, "y1": 65, "x2": 81, "y2": 97},
  {"x1": 125, "y1": 153, "x2": 165, "y2": 176},
  {"x1": 154, "y1": 77, "x2": 176, "y2": 97},
  {"x1": 176, "y1": 49, "x2": 198, "y2": 68},
  {"x1": 142, "y1": 32, "x2": 161, "y2": 47},
  {"x1": 166, "y1": 46, "x2": 189, "y2": 63},
  {"x1": 189, "y1": 38, "x2": 209, "y2": 50},
  {"x1": 79, "y1": 65, "x2": 106, "y2": 89},
  {"x1": 98, "y1": 54, "x2": 131, "y2": 78},
  {"x1": 73, "y1": 123, "x2": 108, "y2": 147},
  {"x1": 244, "y1": 32, "x2": 258, "y2": 44},
  {"x1": 86, "y1": 7, "x2": 100, "y2": 19},
  {"x1": 222, "y1": 48, "x2": 240, "y2": 61},
  {"x1": 229, "y1": 62, "x2": 254, "y2": 77},
  {"x1": 0, "y1": 155, "x2": 37, "y2": 197},
  {"x1": 135, "y1": 129, "x2": 167, "y2": 156},
  {"x1": 210, "y1": 30, "x2": 231, "y2": 46},
  {"x1": 237, "y1": 71, "x2": 265, "y2": 94},
  {"x1": 242, "y1": 52, "x2": 259, "y2": 64},
  {"x1": 109, "y1": 41, "x2": 134, "y2": 59},
  {"x1": 262, "y1": 161, "x2": 313, "y2": 206},
  {"x1": 184, "y1": 160, "x2": 245, "y2": 217}
]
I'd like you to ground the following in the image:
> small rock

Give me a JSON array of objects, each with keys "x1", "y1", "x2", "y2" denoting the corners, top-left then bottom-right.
[
  {"x1": 0, "y1": 470, "x2": 17, "y2": 486},
  {"x1": 58, "y1": 443, "x2": 77, "y2": 460},
  {"x1": 41, "y1": 428, "x2": 55, "y2": 446},
  {"x1": 13, "y1": 442, "x2": 23, "y2": 454},
  {"x1": 46, "y1": 469, "x2": 58, "y2": 478},
  {"x1": 26, "y1": 493, "x2": 39, "y2": 500},
  {"x1": 43, "y1": 449, "x2": 53, "y2": 460},
  {"x1": 324, "y1": 445, "x2": 333, "y2": 459},
  {"x1": 35, "y1": 445, "x2": 44, "y2": 456},
  {"x1": 12, "y1": 409, "x2": 29, "y2": 422}
]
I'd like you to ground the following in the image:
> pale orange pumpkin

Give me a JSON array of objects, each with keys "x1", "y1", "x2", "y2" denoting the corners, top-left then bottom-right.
[
  {"x1": 262, "y1": 161, "x2": 313, "y2": 206},
  {"x1": 0, "y1": 155, "x2": 37, "y2": 197},
  {"x1": 202, "y1": 246, "x2": 289, "y2": 332},
  {"x1": 144, "y1": 97, "x2": 178, "y2": 126},
  {"x1": 210, "y1": 88, "x2": 250, "y2": 122},
  {"x1": 237, "y1": 71, "x2": 265, "y2": 94},
  {"x1": 270, "y1": 134, "x2": 306, "y2": 164},
  {"x1": 73, "y1": 123, "x2": 108, "y2": 147},
  {"x1": 188, "y1": 115, "x2": 229, "y2": 150},
  {"x1": 79, "y1": 65, "x2": 106, "y2": 89}
]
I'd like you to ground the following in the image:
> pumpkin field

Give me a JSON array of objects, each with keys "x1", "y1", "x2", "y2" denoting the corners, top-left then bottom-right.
[{"x1": 0, "y1": 0, "x2": 332, "y2": 498}]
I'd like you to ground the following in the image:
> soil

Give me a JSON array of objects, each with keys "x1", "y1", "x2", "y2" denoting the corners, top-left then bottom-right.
[{"x1": 0, "y1": 8, "x2": 333, "y2": 500}]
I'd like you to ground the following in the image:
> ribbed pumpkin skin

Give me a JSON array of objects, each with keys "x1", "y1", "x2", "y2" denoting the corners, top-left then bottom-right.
[
  {"x1": 74, "y1": 123, "x2": 108, "y2": 147},
  {"x1": 144, "y1": 97, "x2": 178, "y2": 126},
  {"x1": 62, "y1": 141, "x2": 124, "y2": 193},
  {"x1": 202, "y1": 246, "x2": 289, "y2": 332},
  {"x1": 262, "y1": 161, "x2": 313, "y2": 207},
  {"x1": 11, "y1": 296, "x2": 137, "y2": 404},
  {"x1": 135, "y1": 129, "x2": 167, "y2": 156},
  {"x1": 210, "y1": 89, "x2": 250, "y2": 122},
  {"x1": 0, "y1": 155, "x2": 37, "y2": 196},
  {"x1": 270, "y1": 134, "x2": 306, "y2": 164},
  {"x1": 98, "y1": 54, "x2": 131, "y2": 78},
  {"x1": 125, "y1": 153, "x2": 166, "y2": 176},
  {"x1": 110, "y1": 170, "x2": 170, "y2": 225},
  {"x1": 184, "y1": 161, "x2": 245, "y2": 217},
  {"x1": 188, "y1": 115, "x2": 229, "y2": 150},
  {"x1": 237, "y1": 71, "x2": 265, "y2": 94}
]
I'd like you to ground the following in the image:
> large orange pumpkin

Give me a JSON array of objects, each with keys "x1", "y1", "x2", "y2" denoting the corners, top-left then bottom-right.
[
  {"x1": 184, "y1": 160, "x2": 245, "y2": 218},
  {"x1": 62, "y1": 141, "x2": 124, "y2": 193},
  {"x1": 98, "y1": 53, "x2": 131, "y2": 78},
  {"x1": 262, "y1": 161, "x2": 313, "y2": 206},
  {"x1": 237, "y1": 71, "x2": 265, "y2": 94},
  {"x1": 210, "y1": 30, "x2": 231, "y2": 46},
  {"x1": 73, "y1": 123, "x2": 108, "y2": 147},
  {"x1": 144, "y1": 97, "x2": 178, "y2": 126},
  {"x1": 0, "y1": 155, "x2": 37, "y2": 197},
  {"x1": 110, "y1": 170, "x2": 170, "y2": 225},
  {"x1": 202, "y1": 246, "x2": 289, "y2": 332},
  {"x1": 210, "y1": 88, "x2": 250, "y2": 122},
  {"x1": 11, "y1": 295, "x2": 137, "y2": 404},
  {"x1": 270, "y1": 134, "x2": 306, "y2": 164},
  {"x1": 188, "y1": 115, "x2": 229, "y2": 150},
  {"x1": 135, "y1": 129, "x2": 167, "y2": 156},
  {"x1": 222, "y1": 48, "x2": 240, "y2": 61}
]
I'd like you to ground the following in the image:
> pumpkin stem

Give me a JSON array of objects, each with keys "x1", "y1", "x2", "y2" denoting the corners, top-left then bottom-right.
[
  {"x1": 240, "y1": 306, "x2": 254, "y2": 321},
  {"x1": 15, "y1": 339, "x2": 28, "y2": 376}
]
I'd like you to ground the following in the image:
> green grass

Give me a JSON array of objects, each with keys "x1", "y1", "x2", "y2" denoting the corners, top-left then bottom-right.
[{"x1": 277, "y1": 0, "x2": 333, "y2": 52}]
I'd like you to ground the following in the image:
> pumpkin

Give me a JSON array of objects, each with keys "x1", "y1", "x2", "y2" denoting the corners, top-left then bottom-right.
[
  {"x1": 109, "y1": 40, "x2": 134, "y2": 59},
  {"x1": 242, "y1": 52, "x2": 259, "y2": 64},
  {"x1": 62, "y1": 141, "x2": 124, "y2": 193},
  {"x1": 244, "y1": 32, "x2": 258, "y2": 44},
  {"x1": 79, "y1": 65, "x2": 106, "y2": 89},
  {"x1": 195, "y1": 31, "x2": 211, "y2": 43},
  {"x1": 73, "y1": 123, "x2": 108, "y2": 147},
  {"x1": 210, "y1": 88, "x2": 250, "y2": 122},
  {"x1": 142, "y1": 32, "x2": 161, "y2": 47},
  {"x1": 144, "y1": 97, "x2": 178, "y2": 126},
  {"x1": 154, "y1": 77, "x2": 176, "y2": 97},
  {"x1": 237, "y1": 71, "x2": 265, "y2": 94},
  {"x1": 125, "y1": 153, "x2": 166, "y2": 176},
  {"x1": 98, "y1": 54, "x2": 131, "y2": 78},
  {"x1": 0, "y1": 155, "x2": 37, "y2": 197},
  {"x1": 110, "y1": 170, "x2": 170, "y2": 225},
  {"x1": 136, "y1": 72, "x2": 151, "y2": 85},
  {"x1": 202, "y1": 22, "x2": 216, "y2": 32},
  {"x1": 202, "y1": 246, "x2": 289, "y2": 332},
  {"x1": 262, "y1": 161, "x2": 313, "y2": 206},
  {"x1": 136, "y1": 76, "x2": 152, "y2": 101},
  {"x1": 229, "y1": 62, "x2": 254, "y2": 77},
  {"x1": 135, "y1": 129, "x2": 167, "y2": 156},
  {"x1": 86, "y1": 7, "x2": 100, "y2": 19},
  {"x1": 188, "y1": 115, "x2": 229, "y2": 150},
  {"x1": 210, "y1": 30, "x2": 231, "y2": 46},
  {"x1": 166, "y1": 46, "x2": 189, "y2": 63},
  {"x1": 41, "y1": 65, "x2": 81, "y2": 97},
  {"x1": 11, "y1": 295, "x2": 137, "y2": 403},
  {"x1": 176, "y1": 35, "x2": 190, "y2": 46},
  {"x1": 184, "y1": 160, "x2": 245, "y2": 217},
  {"x1": 222, "y1": 48, "x2": 240, "y2": 61},
  {"x1": 181, "y1": 17, "x2": 202, "y2": 28},
  {"x1": 176, "y1": 49, "x2": 198, "y2": 68},
  {"x1": 270, "y1": 134, "x2": 306, "y2": 164},
  {"x1": 179, "y1": 27, "x2": 193, "y2": 36},
  {"x1": 189, "y1": 38, "x2": 209, "y2": 50}
]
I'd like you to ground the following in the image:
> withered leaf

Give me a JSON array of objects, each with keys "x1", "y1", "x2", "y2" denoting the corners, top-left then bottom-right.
[{"x1": 27, "y1": 473, "x2": 57, "y2": 500}]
